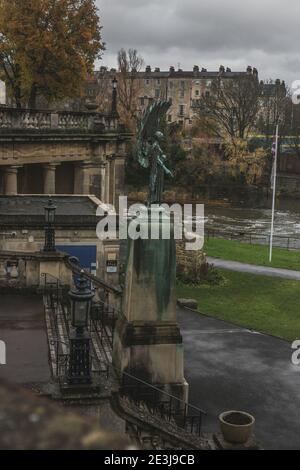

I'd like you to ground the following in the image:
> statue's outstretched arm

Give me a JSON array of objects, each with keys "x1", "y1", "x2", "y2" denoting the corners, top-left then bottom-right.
[{"x1": 157, "y1": 155, "x2": 173, "y2": 177}]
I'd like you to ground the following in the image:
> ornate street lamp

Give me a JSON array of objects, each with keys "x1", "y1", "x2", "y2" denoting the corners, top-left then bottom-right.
[
  {"x1": 111, "y1": 77, "x2": 119, "y2": 117},
  {"x1": 67, "y1": 271, "x2": 94, "y2": 385},
  {"x1": 43, "y1": 198, "x2": 57, "y2": 252}
]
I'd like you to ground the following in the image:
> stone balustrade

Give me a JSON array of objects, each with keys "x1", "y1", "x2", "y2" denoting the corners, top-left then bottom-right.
[{"x1": 0, "y1": 106, "x2": 119, "y2": 133}]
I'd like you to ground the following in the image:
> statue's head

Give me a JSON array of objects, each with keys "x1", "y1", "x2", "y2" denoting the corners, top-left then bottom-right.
[{"x1": 155, "y1": 131, "x2": 164, "y2": 141}]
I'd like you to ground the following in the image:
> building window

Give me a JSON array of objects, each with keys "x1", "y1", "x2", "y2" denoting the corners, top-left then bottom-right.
[
  {"x1": 179, "y1": 105, "x2": 184, "y2": 116},
  {"x1": 156, "y1": 79, "x2": 161, "y2": 85},
  {"x1": 180, "y1": 90, "x2": 184, "y2": 98},
  {"x1": 180, "y1": 81, "x2": 185, "y2": 88},
  {"x1": 168, "y1": 114, "x2": 172, "y2": 122},
  {"x1": 145, "y1": 79, "x2": 150, "y2": 85},
  {"x1": 155, "y1": 89, "x2": 160, "y2": 98},
  {"x1": 205, "y1": 91, "x2": 210, "y2": 97},
  {"x1": 195, "y1": 90, "x2": 200, "y2": 96},
  {"x1": 140, "y1": 97, "x2": 145, "y2": 106}
]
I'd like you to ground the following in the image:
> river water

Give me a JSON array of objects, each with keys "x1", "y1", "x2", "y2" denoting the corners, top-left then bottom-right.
[{"x1": 203, "y1": 199, "x2": 300, "y2": 249}]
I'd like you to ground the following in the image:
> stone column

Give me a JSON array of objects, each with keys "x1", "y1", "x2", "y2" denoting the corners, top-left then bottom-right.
[
  {"x1": 109, "y1": 155, "x2": 116, "y2": 207},
  {"x1": 113, "y1": 208, "x2": 189, "y2": 403},
  {"x1": 74, "y1": 162, "x2": 90, "y2": 194},
  {"x1": 74, "y1": 161, "x2": 102, "y2": 197},
  {"x1": 43, "y1": 163, "x2": 59, "y2": 195},
  {"x1": 114, "y1": 156, "x2": 125, "y2": 212},
  {"x1": 105, "y1": 158, "x2": 110, "y2": 204},
  {"x1": 4, "y1": 166, "x2": 21, "y2": 195},
  {"x1": 100, "y1": 162, "x2": 107, "y2": 202}
]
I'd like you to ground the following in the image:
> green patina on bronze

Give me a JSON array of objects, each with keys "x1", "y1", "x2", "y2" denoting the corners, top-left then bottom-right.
[{"x1": 136, "y1": 100, "x2": 173, "y2": 205}]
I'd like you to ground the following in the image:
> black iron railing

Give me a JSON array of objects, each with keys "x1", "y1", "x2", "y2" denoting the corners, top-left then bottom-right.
[
  {"x1": 41, "y1": 272, "x2": 61, "y2": 303},
  {"x1": 56, "y1": 348, "x2": 109, "y2": 385},
  {"x1": 90, "y1": 301, "x2": 119, "y2": 350},
  {"x1": 120, "y1": 372, "x2": 206, "y2": 436},
  {"x1": 206, "y1": 228, "x2": 300, "y2": 251}
]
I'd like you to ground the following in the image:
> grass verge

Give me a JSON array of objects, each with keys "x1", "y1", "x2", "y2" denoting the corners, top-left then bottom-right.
[
  {"x1": 176, "y1": 269, "x2": 300, "y2": 341},
  {"x1": 204, "y1": 237, "x2": 300, "y2": 271}
]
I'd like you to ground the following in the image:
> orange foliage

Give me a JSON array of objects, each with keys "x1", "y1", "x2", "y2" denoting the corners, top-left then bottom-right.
[{"x1": 0, "y1": 0, "x2": 104, "y2": 107}]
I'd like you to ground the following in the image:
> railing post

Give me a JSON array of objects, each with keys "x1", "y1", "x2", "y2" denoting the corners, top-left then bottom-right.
[
  {"x1": 168, "y1": 396, "x2": 173, "y2": 421},
  {"x1": 183, "y1": 403, "x2": 187, "y2": 428},
  {"x1": 56, "y1": 341, "x2": 59, "y2": 377},
  {"x1": 199, "y1": 412, "x2": 202, "y2": 436}
]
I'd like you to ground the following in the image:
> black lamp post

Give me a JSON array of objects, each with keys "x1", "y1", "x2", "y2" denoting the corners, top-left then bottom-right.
[
  {"x1": 67, "y1": 271, "x2": 94, "y2": 385},
  {"x1": 44, "y1": 198, "x2": 56, "y2": 252},
  {"x1": 111, "y1": 77, "x2": 118, "y2": 117}
]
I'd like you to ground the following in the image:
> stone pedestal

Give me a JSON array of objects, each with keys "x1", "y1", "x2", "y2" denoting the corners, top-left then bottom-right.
[{"x1": 113, "y1": 208, "x2": 188, "y2": 402}]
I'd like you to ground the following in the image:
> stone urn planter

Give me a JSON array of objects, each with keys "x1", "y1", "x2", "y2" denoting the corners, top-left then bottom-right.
[
  {"x1": 84, "y1": 100, "x2": 99, "y2": 111},
  {"x1": 219, "y1": 411, "x2": 255, "y2": 444}
]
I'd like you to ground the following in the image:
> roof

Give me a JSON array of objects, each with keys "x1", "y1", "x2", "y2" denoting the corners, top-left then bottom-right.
[
  {"x1": 0, "y1": 195, "x2": 102, "y2": 229},
  {"x1": 95, "y1": 69, "x2": 252, "y2": 81},
  {"x1": 261, "y1": 81, "x2": 286, "y2": 97},
  {"x1": 0, "y1": 195, "x2": 99, "y2": 216}
]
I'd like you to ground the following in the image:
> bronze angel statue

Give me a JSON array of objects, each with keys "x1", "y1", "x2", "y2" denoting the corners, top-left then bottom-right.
[{"x1": 136, "y1": 100, "x2": 173, "y2": 205}]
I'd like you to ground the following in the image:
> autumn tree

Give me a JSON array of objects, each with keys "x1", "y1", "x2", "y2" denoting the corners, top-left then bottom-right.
[
  {"x1": 117, "y1": 48, "x2": 144, "y2": 130},
  {"x1": 0, "y1": 0, "x2": 104, "y2": 108},
  {"x1": 196, "y1": 74, "x2": 262, "y2": 141}
]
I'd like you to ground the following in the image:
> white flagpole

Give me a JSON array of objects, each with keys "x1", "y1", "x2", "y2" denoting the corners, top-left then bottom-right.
[{"x1": 269, "y1": 124, "x2": 279, "y2": 263}]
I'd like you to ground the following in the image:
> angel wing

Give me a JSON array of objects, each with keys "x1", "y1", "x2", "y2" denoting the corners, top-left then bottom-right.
[{"x1": 136, "y1": 100, "x2": 171, "y2": 169}]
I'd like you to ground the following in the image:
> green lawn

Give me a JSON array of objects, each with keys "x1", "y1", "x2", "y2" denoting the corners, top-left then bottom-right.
[
  {"x1": 204, "y1": 237, "x2": 300, "y2": 271},
  {"x1": 177, "y1": 270, "x2": 300, "y2": 341}
]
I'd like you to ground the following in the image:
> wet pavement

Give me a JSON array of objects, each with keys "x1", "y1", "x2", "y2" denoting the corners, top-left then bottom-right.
[
  {"x1": 177, "y1": 307, "x2": 300, "y2": 450},
  {"x1": 0, "y1": 295, "x2": 50, "y2": 384}
]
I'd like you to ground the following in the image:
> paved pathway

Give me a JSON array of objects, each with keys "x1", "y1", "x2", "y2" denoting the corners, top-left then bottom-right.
[
  {"x1": 0, "y1": 295, "x2": 49, "y2": 384},
  {"x1": 177, "y1": 307, "x2": 300, "y2": 450},
  {"x1": 207, "y1": 256, "x2": 300, "y2": 280}
]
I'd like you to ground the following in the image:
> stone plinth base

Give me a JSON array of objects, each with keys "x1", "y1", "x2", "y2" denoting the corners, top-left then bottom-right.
[{"x1": 113, "y1": 315, "x2": 189, "y2": 403}]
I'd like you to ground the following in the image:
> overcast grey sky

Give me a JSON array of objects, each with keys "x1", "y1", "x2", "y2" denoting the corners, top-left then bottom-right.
[{"x1": 97, "y1": 0, "x2": 299, "y2": 86}]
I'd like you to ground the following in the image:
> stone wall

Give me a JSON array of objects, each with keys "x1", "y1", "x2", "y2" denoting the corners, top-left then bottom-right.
[
  {"x1": 0, "y1": 228, "x2": 121, "y2": 287},
  {"x1": 176, "y1": 240, "x2": 207, "y2": 283}
]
